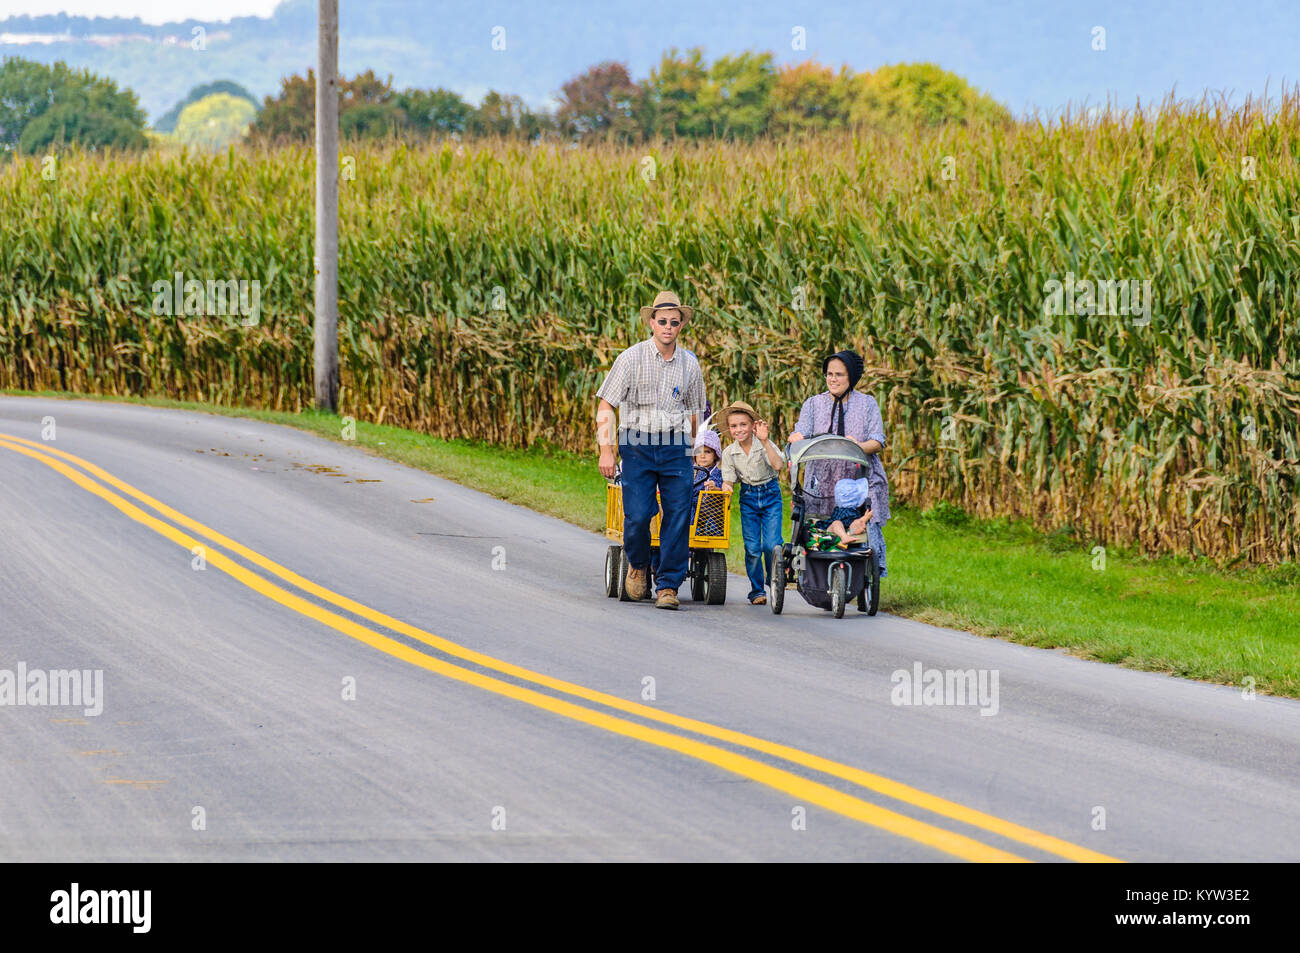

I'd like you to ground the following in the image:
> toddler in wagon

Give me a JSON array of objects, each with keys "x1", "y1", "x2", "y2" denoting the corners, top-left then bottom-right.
[{"x1": 692, "y1": 430, "x2": 724, "y2": 501}]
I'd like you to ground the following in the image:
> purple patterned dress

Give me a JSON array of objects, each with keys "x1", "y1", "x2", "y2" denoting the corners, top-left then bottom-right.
[{"x1": 794, "y1": 389, "x2": 890, "y2": 574}]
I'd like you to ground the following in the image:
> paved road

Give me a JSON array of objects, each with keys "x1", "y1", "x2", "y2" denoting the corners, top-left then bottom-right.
[{"x1": 1, "y1": 397, "x2": 1298, "y2": 861}]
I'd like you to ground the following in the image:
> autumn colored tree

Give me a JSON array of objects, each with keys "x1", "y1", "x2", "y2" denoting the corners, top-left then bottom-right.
[
  {"x1": 248, "y1": 69, "x2": 402, "y2": 142},
  {"x1": 849, "y1": 62, "x2": 1013, "y2": 131},
  {"x1": 246, "y1": 70, "x2": 315, "y2": 143},
  {"x1": 155, "y1": 80, "x2": 258, "y2": 133},
  {"x1": 769, "y1": 62, "x2": 856, "y2": 135},
  {"x1": 340, "y1": 69, "x2": 394, "y2": 109},
  {"x1": 555, "y1": 61, "x2": 642, "y2": 142},
  {"x1": 174, "y1": 92, "x2": 257, "y2": 150}
]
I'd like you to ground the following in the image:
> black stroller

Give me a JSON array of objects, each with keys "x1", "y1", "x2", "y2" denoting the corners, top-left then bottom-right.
[{"x1": 770, "y1": 435, "x2": 881, "y2": 619}]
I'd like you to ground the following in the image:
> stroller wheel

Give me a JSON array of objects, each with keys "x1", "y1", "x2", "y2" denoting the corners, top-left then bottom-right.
[{"x1": 830, "y1": 563, "x2": 847, "y2": 619}]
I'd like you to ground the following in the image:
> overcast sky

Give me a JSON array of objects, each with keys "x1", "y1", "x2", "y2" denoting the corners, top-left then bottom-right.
[{"x1": 0, "y1": 1, "x2": 277, "y2": 23}]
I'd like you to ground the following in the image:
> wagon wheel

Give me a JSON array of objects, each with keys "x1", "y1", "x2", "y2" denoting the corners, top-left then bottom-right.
[
  {"x1": 830, "y1": 563, "x2": 847, "y2": 619},
  {"x1": 605, "y1": 545, "x2": 621, "y2": 598},
  {"x1": 705, "y1": 551, "x2": 728, "y2": 605},
  {"x1": 616, "y1": 548, "x2": 633, "y2": 602},
  {"x1": 688, "y1": 551, "x2": 706, "y2": 601},
  {"x1": 769, "y1": 545, "x2": 785, "y2": 615}
]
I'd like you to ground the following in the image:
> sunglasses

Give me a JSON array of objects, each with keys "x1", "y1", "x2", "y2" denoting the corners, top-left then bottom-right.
[{"x1": 654, "y1": 317, "x2": 682, "y2": 327}]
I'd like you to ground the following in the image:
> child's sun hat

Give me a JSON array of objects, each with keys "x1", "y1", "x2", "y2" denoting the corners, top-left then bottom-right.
[
  {"x1": 693, "y1": 429, "x2": 723, "y2": 459},
  {"x1": 834, "y1": 477, "x2": 871, "y2": 509}
]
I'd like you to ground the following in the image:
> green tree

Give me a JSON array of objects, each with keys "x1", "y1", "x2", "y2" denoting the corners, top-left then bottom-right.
[
  {"x1": 341, "y1": 103, "x2": 401, "y2": 140},
  {"x1": 697, "y1": 51, "x2": 776, "y2": 139},
  {"x1": 849, "y1": 62, "x2": 1013, "y2": 131},
  {"x1": 174, "y1": 93, "x2": 257, "y2": 151},
  {"x1": 644, "y1": 47, "x2": 709, "y2": 138},
  {"x1": 395, "y1": 87, "x2": 471, "y2": 136},
  {"x1": 0, "y1": 57, "x2": 146, "y2": 154},
  {"x1": 467, "y1": 90, "x2": 553, "y2": 140}
]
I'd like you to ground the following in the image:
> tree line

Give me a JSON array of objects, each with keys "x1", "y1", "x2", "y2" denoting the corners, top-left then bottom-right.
[
  {"x1": 0, "y1": 49, "x2": 1011, "y2": 155},
  {"x1": 249, "y1": 51, "x2": 1011, "y2": 143}
]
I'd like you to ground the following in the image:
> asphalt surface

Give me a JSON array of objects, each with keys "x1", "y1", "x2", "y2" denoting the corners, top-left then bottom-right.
[{"x1": 1, "y1": 396, "x2": 1298, "y2": 862}]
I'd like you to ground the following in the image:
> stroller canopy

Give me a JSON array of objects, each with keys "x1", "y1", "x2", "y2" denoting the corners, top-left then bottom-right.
[
  {"x1": 785, "y1": 434, "x2": 872, "y2": 469},
  {"x1": 786, "y1": 434, "x2": 872, "y2": 515}
]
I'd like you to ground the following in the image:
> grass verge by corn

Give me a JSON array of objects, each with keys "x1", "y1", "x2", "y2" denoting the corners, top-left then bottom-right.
[
  {"x1": 1, "y1": 96, "x2": 1298, "y2": 564},
  {"x1": 7, "y1": 389, "x2": 1297, "y2": 698}
]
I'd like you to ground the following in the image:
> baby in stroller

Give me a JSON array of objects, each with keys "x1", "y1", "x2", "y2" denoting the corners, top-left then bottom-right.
[{"x1": 819, "y1": 477, "x2": 872, "y2": 548}]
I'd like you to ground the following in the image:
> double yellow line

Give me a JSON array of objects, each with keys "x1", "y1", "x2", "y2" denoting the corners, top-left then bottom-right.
[{"x1": 0, "y1": 430, "x2": 1120, "y2": 863}]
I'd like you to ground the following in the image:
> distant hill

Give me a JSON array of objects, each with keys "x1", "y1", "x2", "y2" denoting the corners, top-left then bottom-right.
[{"x1": 0, "y1": 0, "x2": 1294, "y2": 124}]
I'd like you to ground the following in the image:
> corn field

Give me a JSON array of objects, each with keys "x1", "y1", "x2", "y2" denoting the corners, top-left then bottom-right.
[{"x1": 2, "y1": 95, "x2": 1298, "y2": 563}]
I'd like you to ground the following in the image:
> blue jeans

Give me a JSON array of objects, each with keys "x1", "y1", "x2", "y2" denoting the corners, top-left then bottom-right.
[
  {"x1": 739, "y1": 479, "x2": 784, "y2": 601},
  {"x1": 620, "y1": 433, "x2": 693, "y2": 593}
]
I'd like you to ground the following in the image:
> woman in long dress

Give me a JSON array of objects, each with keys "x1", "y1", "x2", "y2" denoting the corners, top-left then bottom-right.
[{"x1": 788, "y1": 349, "x2": 890, "y2": 576}]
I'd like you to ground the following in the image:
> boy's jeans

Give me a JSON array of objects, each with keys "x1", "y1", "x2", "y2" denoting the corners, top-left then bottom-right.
[
  {"x1": 739, "y1": 479, "x2": 783, "y2": 601},
  {"x1": 620, "y1": 433, "x2": 692, "y2": 593}
]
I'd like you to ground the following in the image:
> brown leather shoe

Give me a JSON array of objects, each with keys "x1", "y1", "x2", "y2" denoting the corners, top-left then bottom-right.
[
  {"x1": 750, "y1": 595, "x2": 767, "y2": 605},
  {"x1": 625, "y1": 566, "x2": 649, "y2": 600},
  {"x1": 655, "y1": 588, "x2": 679, "y2": 610}
]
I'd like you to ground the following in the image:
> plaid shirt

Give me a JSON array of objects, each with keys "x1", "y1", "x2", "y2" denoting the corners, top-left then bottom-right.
[{"x1": 597, "y1": 339, "x2": 706, "y2": 435}]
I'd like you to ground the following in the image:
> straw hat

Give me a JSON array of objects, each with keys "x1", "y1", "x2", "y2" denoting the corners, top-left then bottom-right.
[
  {"x1": 717, "y1": 399, "x2": 758, "y2": 423},
  {"x1": 640, "y1": 290, "x2": 694, "y2": 323}
]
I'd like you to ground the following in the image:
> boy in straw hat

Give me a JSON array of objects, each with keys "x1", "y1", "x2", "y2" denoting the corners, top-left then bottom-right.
[
  {"x1": 718, "y1": 400, "x2": 785, "y2": 605},
  {"x1": 596, "y1": 291, "x2": 707, "y2": 610}
]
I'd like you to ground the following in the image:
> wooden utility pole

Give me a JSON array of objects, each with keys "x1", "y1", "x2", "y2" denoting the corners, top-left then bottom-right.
[{"x1": 314, "y1": 0, "x2": 339, "y2": 411}]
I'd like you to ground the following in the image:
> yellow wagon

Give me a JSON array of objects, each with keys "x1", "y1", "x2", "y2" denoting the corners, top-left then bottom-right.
[{"x1": 603, "y1": 484, "x2": 732, "y2": 604}]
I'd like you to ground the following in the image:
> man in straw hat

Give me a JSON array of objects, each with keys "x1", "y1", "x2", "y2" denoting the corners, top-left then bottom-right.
[{"x1": 596, "y1": 291, "x2": 707, "y2": 609}]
